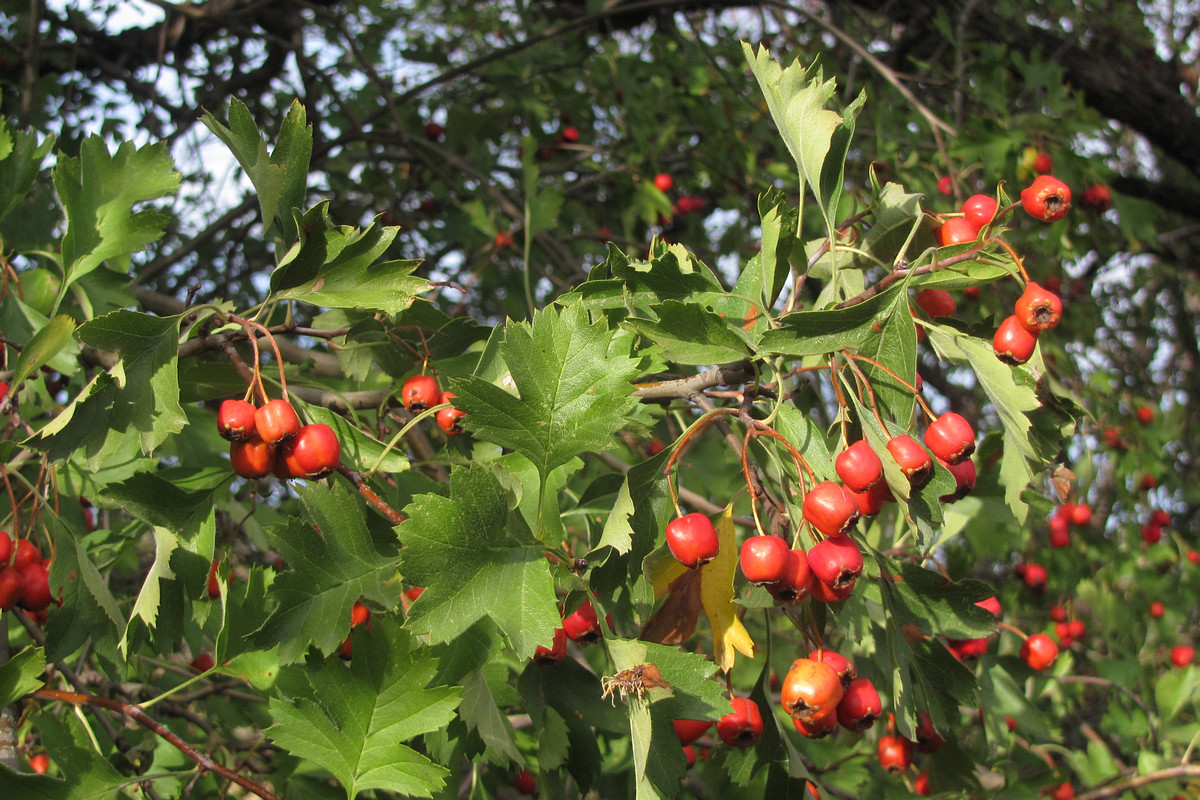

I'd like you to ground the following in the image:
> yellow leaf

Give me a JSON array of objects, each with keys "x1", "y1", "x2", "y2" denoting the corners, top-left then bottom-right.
[
  {"x1": 649, "y1": 552, "x2": 689, "y2": 598},
  {"x1": 700, "y1": 504, "x2": 755, "y2": 671}
]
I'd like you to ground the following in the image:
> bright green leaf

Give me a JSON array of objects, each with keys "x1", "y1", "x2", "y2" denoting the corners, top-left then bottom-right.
[{"x1": 0, "y1": 646, "x2": 45, "y2": 706}]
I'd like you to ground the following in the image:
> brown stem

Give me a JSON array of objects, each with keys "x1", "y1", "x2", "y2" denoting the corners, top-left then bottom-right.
[
  {"x1": 31, "y1": 688, "x2": 281, "y2": 800},
  {"x1": 634, "y1": 361, "x2": 755, "y2": 400},
  {"x1": 1076, "y1": 765, "x2": 1200, "y2": 800},
  {"x1": 336, "y1": 465, "x2": 406, "y2": 525}
]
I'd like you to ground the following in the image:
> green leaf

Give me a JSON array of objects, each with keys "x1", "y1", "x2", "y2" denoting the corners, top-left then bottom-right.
[
  {"x1": 0, "y1": 122, "x2": 56, "y2": 226},
  {"x1": 8, "y1": 315, "x2": 76, "y2": 395},
  {"x1": 201, "y1": 98, "x2": 311, "y2": 245},
  {"x1": 52, "y1": 136, "x2": 180, "y2": 300},
  {"x1": 886, "y1": 561, "x2": 997, "y2": 639},
  {"x1": 268, "y1": 624, "x2": 461, "y2": 800},
  {"x1": 398, "y1": 464, "x2": 560, "y2": 658},
  {"x1": 0, "y1": 710, "x2": 129, "y2": 798},
  {"x1": 303, "y1": 404, "x2": 410, "y2": 475},
  {"x1": 255, "y1": 481, "x2": 399, "y2": 663},
  {"x1": 451, "y1": 304, "x2": 640, "y2": 480},
  {"x1": 99, "y1": 467, "x2": 226, "y2": 540},
  {"x1": 564, "y1": 242, "x2": 724, "y2": 311},
  {"x1": 624, "y1": 300, "x2": 754, "y2": 365},
  {"x1": 34, "y1": 311, "x2": 186, "y2": 468},
  {"x1": 928, "y1": 327, "x2": 1043, "y2": 522},
  {"x1": 0, "y1": 646, "x2": 45, "y2": 706},
  {"x1": 759, "y1": 283, "x2": 904, "y2": 356},
  {"x1": 45, "y1": 519, "x2": 126, "y2": 665},
  {"x1": 752, "y1": 187, "x2": 798, "y2": 311},
  {"x1": 270, "y1": 203, "x2": 428, "y2": 314},
  {"x1": 458, "y1": 667, "x2": 522, "y2": 765}
]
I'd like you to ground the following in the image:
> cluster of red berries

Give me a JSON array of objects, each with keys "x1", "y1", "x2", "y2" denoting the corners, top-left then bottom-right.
[
  {"x1": 783, "y1": 649, "x2": 884, "y2": 738},
  {"x1": 936, "y1": 193, "x2": 999, "y2": 246},
  {"x1": 218, "y1": 397, "x2": 341, "y2": 480},
  {"x1": 875, "y1": 712, "x2": 944, "y2": 781},
  {"x1": 1047, "y1": 501, "x2": 1092, "y2": 548},
  {"x1": 0, "y1": 531, "x2": 55, "y2": 614},
  {"x1": 400, "y1": 374, "x2": 465, "y2": 435},
  {"x1": 532, "y1": 597, "x2": 609, "y2": 665},
  {"x1": 993, "y1": 280, "x2": 1064, "y2": 366},
  {"x1": 1140, "y1": 508, "x2": 1171, "y2": 544}
]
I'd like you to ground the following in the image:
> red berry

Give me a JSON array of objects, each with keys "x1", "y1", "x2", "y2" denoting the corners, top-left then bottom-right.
[
  {"x1": 961, "y1": 194, "x2": 999, "y2": 232},
  {"x1": 0, "y1": 566, "x2": 23, "y2": 611},
  {"x1": 1080, "y1": 184, "x2": 1112, "y2": 212},
  {"x1": 937, "y1": 175, "x2": 952, "y2": 195},
  {"x1": 914, "y1": 288, "x2": 956, "y2": 318},
  {"x1": 401, "y1": 375, "x2": 440, "y2": 413},
  {"x1": 29, "y1": 753, "x2": 49, "y2": 775},
  {"x1": 877, "y1": 734, "x2": 913, "y2": 773},
  {"x1": 1033, "y1": 152, "x2": 1053, "y2": 174},
  {"x1": 780, "y1": 658, "x2": 844, "y2": 724},
  {"x1": 533, "y1": 626, "x2": 568, "y2": 664},
  {"x1": 436, "y1": 391, "x2": 467, "y2": 435},
  {"x1": 835, "y1": 677, "x2": 881, "y2": 732},
  {"x1": 1141, "y1": 523, "x2": 1163, "y2": 544},
  {"x1": 495, "y1": 231, "x2": 515, "y2": 249},
  {"x1": 807, "y1": 535, "x2": 863, "y2": 590},
  {"x1": 254, "y1": 399, "x2": 301, "y2": 445},
  {"x1": 512, "y1": 768, "x2": 537, "y2": 795},
  {"x1": 717, "y1": 696, "x2": 763, "y2": 747},
  {"x1": 1020, "y1": 175, "x2": 1072, "y2": 222},
  {"x1": 1050, "y1": 605, "x2": 1068, "y2": 623},
  {"x1": 217, "y1": 399, "x2": 257, "y2": 441},
  {"x1": 653, "y1": 173, "x2": 673, "y2": 193},
  {"x1": 976, "y1": 596, "x2": 1002, "y2": 616},
  {"x1": 802, "y1": 482, "x2": 861, "y2": 537},
  {"x1": 925, "y1": 412, "x2": 975, "y2": 465},
  {"x1": 0, "y1": 531, "x2": 10, "y2": 566},
  {"x1": 994, "y1": 314, "x2": 1039, "y2": 365},
  {"x1": 914, "y1": 771, "x2": 931, "y2": 796},
  {"x1": 1021, "y1": 633, "x2": 1059, "y2": 670},
  {"x1": 1015, "y1": 282, "x2": 1063, "y2": 332},
  {"x1": 809, "y1": 649, "x2": 857, "y2": 687},
  {"x1": 1048, "y1": 523, "x2": 1070, "y2": 549},
  {"x1": 562, "y1": 599, "x2": 603, "y2": 644},
  {"x1": 665, "y1": 512, "x2": 720, "y2": 568},
  {"x1": 914, "y1": 711, "x2": 944, "y2": 752},
  {"x1": 561, "y1": 126, "x2": 580, "y2": 143},
  {"x1": 1050, "y1": 781, "x2": 1075, "y2": 800},
  {"x1": 836, "y1": 440, "x2": 884, "y2": 493},
  {"x1": 673, "y1": 718, "x2": 713, "y2": 746},
  {"x1": 229, "y1": 436, "x2": 277, "y2": 478},
  {"x1": 739, "y1": 535, "x2": 790, "y2": 585},
  {"x1": 207, "y1": 559, "x2": 222, "y2": 599},
  {"x1": 938, "y1": 457, "x2": 976, "y2": 503},
  {"x1": 12, "y1": 538, "x2": 41, "y2": 570},
  {"x1": 1188, "y1": 550, "x2": 1199, "y2": 565},
  {"x1": 1150, "y1": 601, "x2": 1165, "y2": 619},
  {"x1": 936, "y1": 216, "x2": 977, "y2": 247},
  {"x1": 1070, "y1": 503, "x2": 1092, "y2": 526},
  {"x1": 282, "y1": 423, "x2": 341, "y2": 479},
  {"x1": 1136, "y1": 405, "x2": 1155, "y2": 425},
  {"x1": 1023, "y1": 562, "x2": 1048, "y2": 593},
  {"x1": 766, "y1": 548, "x2": 813, "y2": 604},
  {"x1": 189, "y1": 651, "x2": 216, "y2": 673},
  {"x1": 423, "y1": 121, "x2": 444, "y2": 140},
  {"x1": 350, "y1": 601, "x2": 370, "y2": 628},
  {"x1": 886, "y1": 435, "x2": 933, "y2": 487},
  {"x1": 1170, "y1": 645, "x2": 1194, "y2": 668},
  {"x1": 1150, "y1": 509, "x2": 1171, "y2": 527},
  {"x1": 851, "y1": 481, "x2": 893, "y2": 516}
]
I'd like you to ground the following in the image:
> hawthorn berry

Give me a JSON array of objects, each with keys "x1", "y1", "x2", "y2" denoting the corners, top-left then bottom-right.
[
  {"x1": 401, "y1": 374, "x2": 440, "y2": 412},
  {"x1": 1033, "y1": 152, "x2": 1053, "y2": 174},
  {"x1": 1020, "y1": 175, "x2": 1072, "y2": 222},
  {"x1": 914, "y1": 288, "x2": 956, "y2": 318},
  {"x1": 189, "y1": 652, "x2": 216, "y2": 673},
  {"x1": 672, "y1": 718, "x2": 713, "y2": 746},
  {"x1": 1149, "y1": 601, "x2": 1165, "y2": 619},
  {"x1": 1022, "y1": 562, "x2": 1048, "y2": 593},
  {"x1": 1136, "y1": 405, "x2": 1155, "y2": 425},
  {"x1": 512, "y1": 769, "x2": 537, "y2": 795},
  {"x1": 739, "y1": 535, "x2": 790, "y2": 585},
  {"x1": 1170, "y1": 645, "x2": 1194, "y2": 668},
  {"x1": 961, "y1": 194, "x2": 999, "y2": 232},
  {"x1": 1015, "y1": 282, "x2": 1063, "y2": 332},
  {"x1": 937, "y1": 175, "x2": 952, "y2": 195},
  {"x1": 29, "y1": 754, "x2": 49, "y2": 775},
  {"x1": 808, "y1": 649, "x2": 857, "y2": 688},
  {"x1": 254, "y1": 398, "x2": 301, "y2": 445},
  {"x1": 12, "y1": 538, "x2": 40, "y2": 571},
  {"x1": 1050, "y1": 781, "x2": 1075, "y2": 800},
  {"x1": 836, "y1": 440, "x2": 883, "y2": 493},
  {"x1": 780, "y1": 658, "x2": 844, "y2": 724},
  {"x1": 1080, "y1": 184, "x2": 1112, "y2": 212},
  {"x1": 810, "y1": 576, "x2": 855, "y2": 603},
  {"x1": 835, "y1": 677, "x2": 881, "y2": 732},
  {"x1": 230, "y1": 436, "x2": 276, "y2": 479},
  {"x1": 914, "y1": 771, "x2": 931, "y2": 796},
  {"x1": 533, "y1": 626, "x2": 568, "y2": 664},
  {"x1": 717, "y1": 696, "x2": 763, "y2": 747},
  {"x1": 765, "y1": 548, "x2": 813, "y2": 603},
  {"x1": 0, "y1": 530, "x2": 10, "y2": 565},
  {"x1": 436, "y1": 391, "x2": 467, "y2": 435},
  {"x1": 1141, "y1": 523, "x2": 1163, "y2": 544},
  {"x1": 851, "y1": 481, "x2": 892, "y2": 517},
  {"x1": 423, "y1": 121, "x2": 444, "y2": 140},
  {"x1": 1070, "y1": 503, "x2": 1092, "y2": 526},
  {"x1": 682, "y1": 745, "x2": 697, "y2": 768},
  {"x1": 938, "y1": 457, "x2": 976, "y2": 503},
  {"x1": 0, "y1": 566, "x2": 23, "y2": 611},
  {"x1": 994, "y1": 314, "x2": 1039, "y2": 365},
  {"x1": 665, "y1": 512, "x2": 720, "y2": 568},
  {"x1": 562, "y1": 599, "x2": 603, "y2": 644},
  {"x1": 807, "y1": 535, "x2": 863, "y2": 590},
  {"x1": 217, "y1": 399, "x2": 257, "y2": 441},
  {"x1": 886, "y1": 434, "x2": 933, "y2": 487},
  {"x1": 1020, "y1": 633, "x2": 1059, "y2": 670},
  {"x1": 653, "y1": 173, "x2": 673, "y2": 193},
  {"x1": 207, "y1": 559, "x2": 223, "y2": 599},
  {"x1": 802, "y1": 481, "x2": 861, "y2": 537},
  {"x1": 914, "y1": 711, "x2": 944, "y2": 753},
  {"x1": 937, "y1": 216, "x2": 977, "y2": 247},
  {"x1": 282, "y1": 423, "x2": 341, "y2": 479},
  {"x1": 925, "y1": 411, "x2": 975, "y2": 465},
  {"x1": 793, "y1": 711, "x2": 839, "y2": 739},
  {"x1": 976, "y1": 596, "x2": 1002, "y2": 616},
  {"x1": 877, "y1": 734, "x2": 913, "y2": 773}
]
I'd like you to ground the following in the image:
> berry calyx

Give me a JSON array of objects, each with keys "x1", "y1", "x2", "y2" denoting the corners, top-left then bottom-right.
[
  {"x1": 802, "y1": 481, "x2": 861, "y2": 537},
  {"x1": 780, "y1": 658, "x2": 844, "y2": 724},
  {"x1": 739, "y1": 535, "x2": 790, "y2": 585},
  {"x1": 254, "y1": 399, "x2": 301, "y2": 446},
  {"x1": 1020, "y1": 633, "x2": 1059, "y2": 670},
  {"x1": 665, "y1": 512, "x2": 720, "y2": 568},
  {"x1": 717, "y1": 696, "x2": 763, "y2": 747},
  {"x1": 994, "y1": 314, "x2": 1039, "y2": 365},
  {"x1": 1020, "y1": 175, "x2": 1072, "y2": 222},
  {"x1": 217, "y1": 399, "x2": 257, "y2": 441},
  {"x1": 836, "y1": 440, "x2": 884, "y2": 493},
  {"x1": 807, "y1": 535, "x2": 863, "y2": 590},
  {"x1": 925, "y1": 411, "x2": 976, "y2": 465},
  {"x1": 914, "y1": 288, "x2": 956, "y2": 318},
  {"x1": 281, "y1": 423, "x2": 342, "y2": 479},
  {"x1": 436, "y1": 391, "x2": 467, "y2": 435},
  {"x1": 1014, "y1": 282, "x2": 1064, "y2": 332},
  {"x1": 887, "y1": 434, "x2": 933, "y2": 487},
  {"x1": 835, "y1": 677, "x2": 881, "y2": 732},
  {"x1": 401, "y1": 374, "x2": 440, "y2": 413},
  {"x1": 961, "y1": 194, "x2": 999, "y2": 232},
  {"x1": 877, "y1": 734, "x2": 913, "y2": 773}
]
